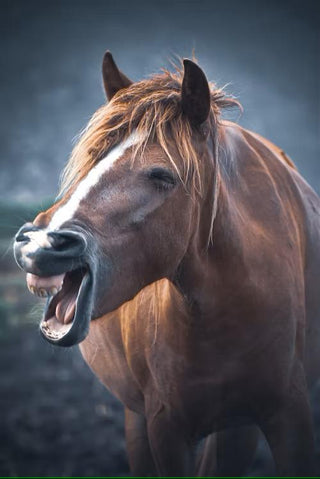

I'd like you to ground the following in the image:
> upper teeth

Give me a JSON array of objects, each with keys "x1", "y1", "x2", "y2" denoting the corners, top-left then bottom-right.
[
  {"x1": 26, "y1": 273, "x2": 65, "y2": 298},
  {"x1": 28, "y1": 283, "x2": 62, "y2": 297}
]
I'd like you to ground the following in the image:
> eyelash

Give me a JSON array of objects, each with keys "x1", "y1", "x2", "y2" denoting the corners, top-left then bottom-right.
[
  {"x1": 153, "y1": 180, "x2": 174, "y2": 191},
  {"x1": 148, "y1": 169, "x2": 176, "y2": 190}
]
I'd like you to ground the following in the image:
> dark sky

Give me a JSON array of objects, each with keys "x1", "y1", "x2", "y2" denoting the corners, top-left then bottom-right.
[{"x1": 1, "y1": 0, "x2": 319, "y2": 201}]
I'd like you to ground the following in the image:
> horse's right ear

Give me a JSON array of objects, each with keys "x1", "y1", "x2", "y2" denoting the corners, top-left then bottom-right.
[
  {"x1": 102, "y1": 51, "x2": 133, "y2": 101},
  {"x1": 181, "y1": 59, "x2": 211, "y2": 127}
]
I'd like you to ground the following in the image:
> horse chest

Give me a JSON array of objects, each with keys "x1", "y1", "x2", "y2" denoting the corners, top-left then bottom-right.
[
  {"x1": 141, "y1": 313, "x2": 292, "y2": 435},
  {"x1": 143, "y1": 337, "x2": 254, "y2": 425},
  {"x1": 79, "y1": 315, "x2": 145, "y2": 413}
]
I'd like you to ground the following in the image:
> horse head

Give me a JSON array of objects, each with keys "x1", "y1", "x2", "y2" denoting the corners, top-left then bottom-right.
[{"x1": 14, "y1": 52, "x2": 221, "y2": 346}]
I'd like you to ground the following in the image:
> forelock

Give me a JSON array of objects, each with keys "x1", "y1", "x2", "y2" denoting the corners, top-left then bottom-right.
[{"x1": 59, "y1": 63, "x2": 239, "y2": 198}]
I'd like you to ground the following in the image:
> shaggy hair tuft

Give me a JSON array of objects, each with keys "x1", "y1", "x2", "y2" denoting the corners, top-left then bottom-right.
[{"x1": 59, "y1": 64, "x2": 239, "y2": 200}]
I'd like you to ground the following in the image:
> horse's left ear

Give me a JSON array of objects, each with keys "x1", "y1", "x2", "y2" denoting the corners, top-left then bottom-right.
[
  {"x1": 181, "y1": 59, "x2": 211, "y2": 126},
  {"x1": 102, "y1": 51, "x2": 133, "y2": 101}
]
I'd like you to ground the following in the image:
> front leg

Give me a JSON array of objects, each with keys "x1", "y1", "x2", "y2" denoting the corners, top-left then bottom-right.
[
  {"x1": 258, "y1": 360, "x2": 315, "y2": 476},
  {"x1": 146, "y1": 404, "x2": 196, "y2": 476},
  {"x1": 125, "y1": 408, "x2": 157, "y2": 476},
  {"x1": 197, "y1": 425, "x2": 259, "y2": 476}
]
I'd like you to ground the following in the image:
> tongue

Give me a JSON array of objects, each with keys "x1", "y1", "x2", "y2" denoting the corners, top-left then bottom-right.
[{"x1": 56, "y1": 293, "x2": 77, "y2": 324}]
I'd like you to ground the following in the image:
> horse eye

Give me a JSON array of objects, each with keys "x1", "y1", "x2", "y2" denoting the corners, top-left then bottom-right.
[{"x1": 148, "y1": 167, "x2": 176, "y2": 189}]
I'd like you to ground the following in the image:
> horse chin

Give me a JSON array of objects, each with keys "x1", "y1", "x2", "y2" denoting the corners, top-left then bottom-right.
[{"x1": 39, "y1": 267, "x2": 93, "y2": 347}]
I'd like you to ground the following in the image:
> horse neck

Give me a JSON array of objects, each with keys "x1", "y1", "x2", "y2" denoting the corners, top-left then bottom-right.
[{"x1": 172, "y1": 124, "x2": 248, "y2": 322}]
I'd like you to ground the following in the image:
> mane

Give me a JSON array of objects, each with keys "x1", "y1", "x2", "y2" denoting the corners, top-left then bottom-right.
[{"x1": 60, "y1": 64, "x2": 239, "y2": 200}]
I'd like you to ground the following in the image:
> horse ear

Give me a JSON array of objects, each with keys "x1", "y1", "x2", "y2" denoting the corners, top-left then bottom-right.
[
  {"x1": 181, "y1": 59, "x2": 211, "y2": 126},
  {"x1": 102, "y1": 51, "x2": 133, "y2": 101}
]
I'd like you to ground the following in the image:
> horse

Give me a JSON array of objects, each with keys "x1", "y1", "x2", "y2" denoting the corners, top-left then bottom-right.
[{"x1": 14, "y1": 51, "x2": 320, "y2": 476}]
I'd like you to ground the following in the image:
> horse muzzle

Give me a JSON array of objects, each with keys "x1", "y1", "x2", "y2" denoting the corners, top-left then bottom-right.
[
  {"x1": 14, "y1": 223, "x2": 94, "y2": 347},
  {"x1": 14, "y1": 223, "x2": 87, "y2": 276}
]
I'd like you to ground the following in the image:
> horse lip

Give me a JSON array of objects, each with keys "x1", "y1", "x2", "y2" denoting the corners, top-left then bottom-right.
[{"x1": 39, "y1": 267, "x2": 94, "y2": 347}]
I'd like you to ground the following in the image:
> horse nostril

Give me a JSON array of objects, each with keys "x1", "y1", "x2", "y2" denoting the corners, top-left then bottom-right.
[
  {"x1": 48, "y1": 231, "x2": 87, "y2": 254},
  {"x1": 15, "y1": 233, "x2": 29, "y2": 242},
  {"x1": 15, "y1": 223, "x2": 38, "y2": 242},
  {"x1": 49, "y1": 233, "x2": 73, "y2": 249}
]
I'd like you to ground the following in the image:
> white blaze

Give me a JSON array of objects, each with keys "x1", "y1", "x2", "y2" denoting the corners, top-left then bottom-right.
[
  {"x1": 18, "y1": 132, "x2": 140, "y2": 259},
  {"x1": 25, "y1": 230, "x2": 52, "y2": 251},
  {"x1": 49, "y1": 132, "x2": 140, "y2": 230},
  {"x1": 21, "y1": 229, "x2": 53, "y2": 258}
]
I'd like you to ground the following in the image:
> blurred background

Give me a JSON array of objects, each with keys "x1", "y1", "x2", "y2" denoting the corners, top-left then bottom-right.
[{"x1": 0, "y1": 0, "x2": 319, "y2": 476}]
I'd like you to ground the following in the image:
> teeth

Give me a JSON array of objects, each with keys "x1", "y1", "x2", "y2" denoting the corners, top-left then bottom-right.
[
  {"x1": 28, "y1": 285, "x2": 36, "y2": 295},
  {"x1": 26, "y1": 273, "x2": 65, "y2": 298},
  {"x1": 27, "y1": 284, "x2": 61, "y2": 297}
]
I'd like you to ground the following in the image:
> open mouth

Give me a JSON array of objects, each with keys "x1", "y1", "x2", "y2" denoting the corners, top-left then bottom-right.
[{"x1": 27, "y1": 267, "x2": 93, "y2": 346}]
